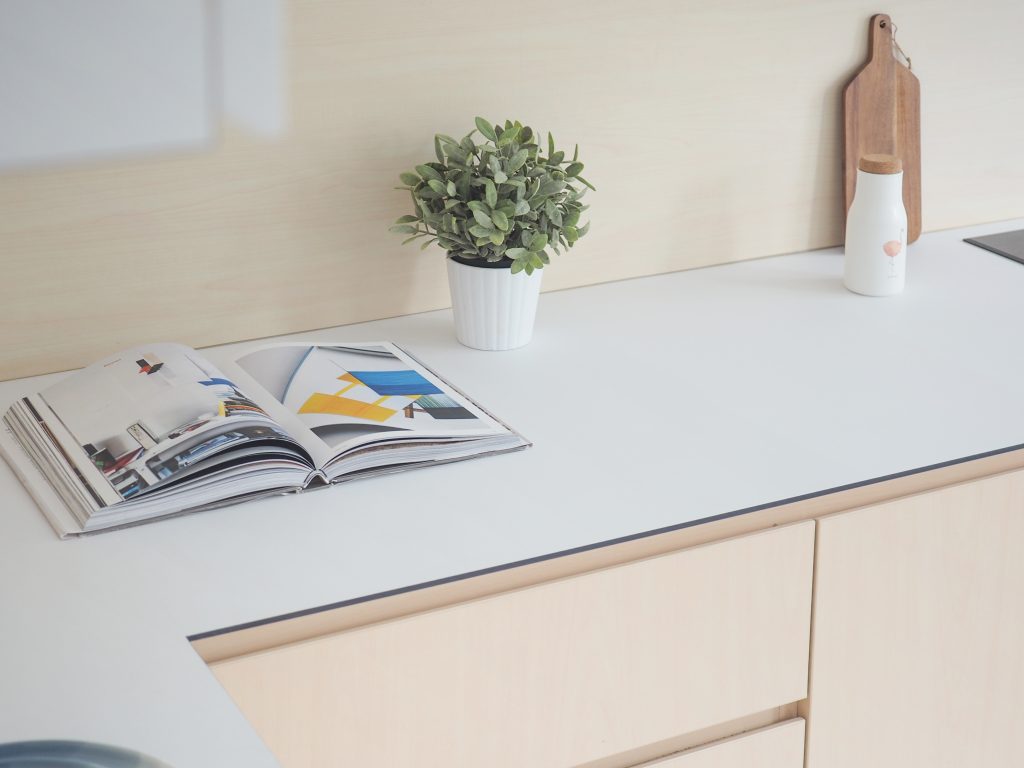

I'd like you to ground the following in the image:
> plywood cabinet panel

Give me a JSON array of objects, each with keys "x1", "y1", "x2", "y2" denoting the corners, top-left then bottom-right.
[
  {"x1": 634, "y1": 719, "x2": 805, "y2": 768},
  {"x1": 212, "y1": 522, "x2": 814, "y2": 768},
  {"x1": 806, "y1": 468, "x2": 1024, "y2": 767}
]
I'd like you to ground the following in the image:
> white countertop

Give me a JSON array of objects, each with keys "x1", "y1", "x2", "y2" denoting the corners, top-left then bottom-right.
[{"x1": 2, "y1": 220, "x2": 1024, "y2": 767}]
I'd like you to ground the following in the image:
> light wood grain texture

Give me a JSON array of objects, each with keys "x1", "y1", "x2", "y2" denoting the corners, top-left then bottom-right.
[
  {"x1": 844, "y1": 13, "x2": 922, "y2": 242},
  {"x1": 633, "y1": 719, "x2": 804, "y2": 768},
  {"x1": 859, "y1": 153, "x2": 902, "y2": 174},
  {"x1": 2, "y1": 1, "x2": 1023, "y2": 380},
  {"x1": 805, "y1": 467, "x2": 1024, "y2": 767},
  {"x1": 582, "y1": 705, "x2": 801, "y2": 768},
  {"x1": 211, "y1": 522, "x2": 814, "y2": 768},
  {"x1": 193, "y1": 445, "x2": 1024, "y2": 664}
]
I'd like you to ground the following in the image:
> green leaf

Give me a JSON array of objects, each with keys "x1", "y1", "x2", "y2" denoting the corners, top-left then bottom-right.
[
  {"x1": 389, "y1": 224, "x2": 419, "y2": 234},
  {"x1": 489, "y1": 232, "x2": 505, "y2": 245},
  {"x1": 472, "y1": 209, "x2": 493, "y2": 228},
  {"x1": 399, "y1": 172, "x2": 421, "y2": 186},
  {"x1": 491, "y1": 210, "x2": 509, "y2": 231},
  {"x1": 394, "y1": 214, "x2": 418, "y2": 224},
  {"x1": 427, "y1": 179, "x2": 447, "y2": 195},
  {"x1": 547, "y1": 151, "x2": 564, "y2": 166},
  {"x1": 494, "y1": 170, "x2": 508, "y2": 183},
  {"x1": 521, "y1": 126, "x2": 533, "y2": 143},
  {"x1": 572, "y1": 144, "x2": 579, "y2": 162},
  {"x1": 420, "y1": 237, "x2": 439, "y2": 251},
  {"x1": 436, "y1": 133, "x2": 459, "y2": 147},
  {"x1": 496, "y1": 124, "x2": 520, "y2": 148},
  {"x1": 446, "y1": 180, "x2": 457, "y2": 196},
  {"x1": 577, "y1": 221, "x2": 590, "y2": 237},
  {"x1": 445, "y1": 146, "x2": 469, "y2": 165},
  {"x1": 565, "y1": 162, "x2": 584, "y2": 177},
  {"x1": 547, "y1": 132, "x2": 555, "y2": 158},
  {"x1": 528, "y1": 232, "x2": 548, "y2": 252},
  {"x1": 506, "y1": 247, "x2": 527, "y2": 259},
  {"x1": 484, "y1": 178, "x2": 497, "y2": 207},
  {"x1": 565, "y1": 225, "x2": 578, "y2": 243},
  {"x1": 537, "y1": 179, "x2": 566, "y2": 197},
  {"x1": 510, "y1": 260, "x2": 525, "y2": 274},
  {"x1": 576, "y1": 175, "x2": 597, "y2": 191},
  {"x1": 475, "y1": 117, "x2": 497, "y2": 142},
  {"x1": 401, "y1": 233, "x2": 427, "y2": 245},
  {"x1": 564, "y1": 210, "x2": 580, "y2": 228},
  {"x1": 415, "y1": 164, "x2": 443, "y2": 182},
  {"x1": 488, "y1": 156, "x2": 502, "y2": 175},
  {"x1": 514, "y1": 199, "x2": 530, "y2": 216},
  {"x1": 529, "y1": 252, "x2": 544, "y2": 269},
  {"x1": 538, "y1": 251, "x2": 550, "y2": 264},
  {"x1": 508, "y1": 148, "x2": 529, "y2": 172},
  {"x1": 469, "y1": 224, "x2": 497, "y2": 238},
  {"x1": 434, "y1": 136, "x2": 444, "y2": 163}
]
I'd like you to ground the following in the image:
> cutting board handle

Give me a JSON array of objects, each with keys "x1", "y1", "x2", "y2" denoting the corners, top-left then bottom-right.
[{"x1": 868, "y1": 13, "x2": 894, "y2": 63}]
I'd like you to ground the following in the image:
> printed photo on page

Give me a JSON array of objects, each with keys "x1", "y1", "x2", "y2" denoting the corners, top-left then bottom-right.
[{"x1": 36, "y1": 343, "x2": 299, "y2": 501}]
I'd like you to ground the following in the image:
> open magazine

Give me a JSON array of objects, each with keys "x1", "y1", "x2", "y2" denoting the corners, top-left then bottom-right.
[{"x1": 0, "y1": 342, "x2": 528, "y2": 537}]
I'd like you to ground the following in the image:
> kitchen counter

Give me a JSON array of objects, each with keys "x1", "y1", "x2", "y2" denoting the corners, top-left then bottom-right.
[{"x1": 2, "y1": 219, "x2": 1023, "y2": 767}]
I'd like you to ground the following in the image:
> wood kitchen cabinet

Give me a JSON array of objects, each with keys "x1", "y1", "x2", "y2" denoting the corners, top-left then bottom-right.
[
  {"x1": 202, "y1": 460, "x2": 1024, "y2": 768},
  {"x1": 210, "y1": 522, "x2": 814, "y2": 768},
  {"x1": 805, "y1": 468, "x2": 1024, "y2": 767},
  {"x1": 632, "y1": 719, "x2": 805, "y2": 768}
]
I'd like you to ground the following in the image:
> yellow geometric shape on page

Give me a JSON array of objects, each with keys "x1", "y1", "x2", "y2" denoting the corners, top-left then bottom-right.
[
  {"x1": 299, "y1": 392, "x2": 397, "y2": 422},
  {"x1": 332, "y1": 373, "x2": 360, "y2": 397}
]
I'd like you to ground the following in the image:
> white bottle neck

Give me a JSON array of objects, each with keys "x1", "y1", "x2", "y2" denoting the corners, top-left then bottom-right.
[{"x1": 855, "y1": 169, "x2": 904, "y2": 202}]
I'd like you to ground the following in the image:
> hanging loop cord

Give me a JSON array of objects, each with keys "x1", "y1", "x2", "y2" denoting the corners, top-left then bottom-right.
[{"x1": 890, "y1": 22, "x2": 912, "y2": 70}]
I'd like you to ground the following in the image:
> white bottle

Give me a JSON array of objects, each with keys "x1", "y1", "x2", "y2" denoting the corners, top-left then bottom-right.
[{"x1": 844, "y1": 154, "x2": 908, "y2": 296}]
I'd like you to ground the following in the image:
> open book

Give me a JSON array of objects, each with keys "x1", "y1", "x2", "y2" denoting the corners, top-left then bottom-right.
[{"x1": 1, "y1": 342, "x2": 528, "y2": 537}]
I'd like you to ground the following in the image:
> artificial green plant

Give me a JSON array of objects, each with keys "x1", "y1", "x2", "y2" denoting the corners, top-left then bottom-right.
[{"x1": 390, "y1": 117, "x2": 594, "y2": 275}]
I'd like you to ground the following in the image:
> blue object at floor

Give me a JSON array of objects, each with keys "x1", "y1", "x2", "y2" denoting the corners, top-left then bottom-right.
[{"x1": 0, "y1": 741, "x2": 169, "y2": 768}]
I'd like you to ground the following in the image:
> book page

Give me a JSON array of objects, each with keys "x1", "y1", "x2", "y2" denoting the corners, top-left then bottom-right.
[
  {"x1": 30, "y1": 343, "x2": 310, "y2": 505},
  {"x1": 215, "y1": 342, "x2": 508, "y2": 466}
]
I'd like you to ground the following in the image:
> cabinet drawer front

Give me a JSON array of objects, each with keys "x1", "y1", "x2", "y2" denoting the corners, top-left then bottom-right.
[
  {"x1": 806, "y1": 469, "x2": 1024, "y2": 767},
  {"x1": 638, "y1": 719, "x2": 805, "y2": 768},
  {"x1": 213, "y1": 521, "x2": 814, "y2": 768}
]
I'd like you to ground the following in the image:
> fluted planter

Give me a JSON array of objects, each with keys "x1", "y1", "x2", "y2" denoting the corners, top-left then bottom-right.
[{"x1": 446, "y1": 256, "x2": 543, "y2": 351}]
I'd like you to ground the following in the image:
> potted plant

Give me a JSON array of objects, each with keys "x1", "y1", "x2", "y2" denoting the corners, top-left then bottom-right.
[{"x1": 390, "y1": 117, "x2": 594, "y2": 350}]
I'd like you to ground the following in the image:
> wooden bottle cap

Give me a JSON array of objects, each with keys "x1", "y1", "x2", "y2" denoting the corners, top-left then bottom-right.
[{"x1": 859, "y1": 154, "x2": 902, "y2": 174}]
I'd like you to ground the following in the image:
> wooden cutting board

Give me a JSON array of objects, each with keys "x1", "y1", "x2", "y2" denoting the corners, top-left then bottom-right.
[{"x1": 844, "y1": 13, "x2": 921, "y2": 242}]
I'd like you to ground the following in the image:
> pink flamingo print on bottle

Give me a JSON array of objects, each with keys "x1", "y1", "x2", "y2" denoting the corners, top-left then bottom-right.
[{"x1": 883, "y1": 229, "x2": 905, "y2": 278}]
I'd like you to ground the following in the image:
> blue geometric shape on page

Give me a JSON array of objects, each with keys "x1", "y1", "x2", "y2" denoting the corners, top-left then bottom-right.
[{"x1": 348, "y1": 370, "x2": 443, "y2": 397}]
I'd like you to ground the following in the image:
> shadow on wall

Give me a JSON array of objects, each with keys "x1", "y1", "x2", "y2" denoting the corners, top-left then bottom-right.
[{"x1": 0, "y1": 0, "x2": 284, "y2": 173}]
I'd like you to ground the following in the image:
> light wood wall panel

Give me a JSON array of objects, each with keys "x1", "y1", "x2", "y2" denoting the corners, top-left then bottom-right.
[{"x1": 2, "y1": 0, "x2": 1022, "y2": 379}]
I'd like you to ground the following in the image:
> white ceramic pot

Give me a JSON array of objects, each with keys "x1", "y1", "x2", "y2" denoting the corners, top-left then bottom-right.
[{"x1": 446, "y1": 257, "x2": 543, "y2": 351}]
